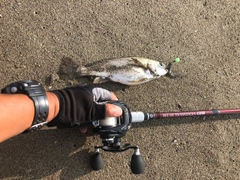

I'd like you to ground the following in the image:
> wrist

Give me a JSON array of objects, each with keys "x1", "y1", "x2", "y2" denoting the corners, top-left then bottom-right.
[{"x1": 46, "y1": 92, "x2": 60, "y2": 122}]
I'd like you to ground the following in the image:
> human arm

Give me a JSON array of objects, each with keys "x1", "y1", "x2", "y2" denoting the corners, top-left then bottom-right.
[
  {"x1": 0, "y1": 92, "x2": 58, "y2": 142},
  {"x1": 0, "y1": 89, "x2": 121, "y2": 143}
]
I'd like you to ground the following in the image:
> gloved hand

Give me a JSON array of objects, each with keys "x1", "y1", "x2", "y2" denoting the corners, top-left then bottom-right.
[{"x1": 47, "y1": 85, "x2": 121, "y2": 128}]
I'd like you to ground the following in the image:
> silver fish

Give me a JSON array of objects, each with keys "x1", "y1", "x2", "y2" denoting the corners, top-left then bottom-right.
[{"x1": 77, "y1": 57, "x2": 173, "y2": 85}]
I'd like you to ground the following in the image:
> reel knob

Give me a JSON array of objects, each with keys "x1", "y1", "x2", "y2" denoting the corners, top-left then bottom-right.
[
  {"x1": 130, "y1": 148, "x2": 145, "y2": 174},
  {"x1": 91, "y1": 150, "x2": 104, "y2": 171}
]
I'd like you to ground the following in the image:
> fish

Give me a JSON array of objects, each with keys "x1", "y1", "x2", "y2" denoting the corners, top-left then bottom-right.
[{"x1": 77, "y1": 57, "x2": 173, "y2": 85}]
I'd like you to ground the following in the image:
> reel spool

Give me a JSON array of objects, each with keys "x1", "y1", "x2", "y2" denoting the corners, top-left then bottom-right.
[{"x1": 90, "y1": 101, "x2": 145, "y2": 174}]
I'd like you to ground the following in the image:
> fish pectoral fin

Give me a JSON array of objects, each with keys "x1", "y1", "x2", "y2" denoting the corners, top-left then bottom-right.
[
  {"x1": 131, "y1": 57, "x2": 147, "y2": 68},
  {"x1": 93, "y1": 77, "x2": 109, "y2": 84},
  {"x1": 131, "y1": 57, "x2": 156, "y2": 74}
]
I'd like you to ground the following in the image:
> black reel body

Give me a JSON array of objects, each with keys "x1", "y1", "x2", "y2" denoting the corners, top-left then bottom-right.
[
  {"x1": 93, "y1": 101, "x2": 131, "y2": 145},
  {"x1": 91, "y1": 101, "x2": 145, "y2": 174}
]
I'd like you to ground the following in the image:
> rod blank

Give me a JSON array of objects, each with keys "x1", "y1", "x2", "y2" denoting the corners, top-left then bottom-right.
[{"x1": 131, "y1": 109, "x2": 240, "y2": 123}]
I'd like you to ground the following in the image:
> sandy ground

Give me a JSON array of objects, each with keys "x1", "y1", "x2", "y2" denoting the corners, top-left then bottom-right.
[{"x1": 0, "y1": 0, "x2": 240, "y2": 179}]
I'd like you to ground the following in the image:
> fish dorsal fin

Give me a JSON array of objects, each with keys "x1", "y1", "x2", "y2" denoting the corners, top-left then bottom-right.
[{"x1": 93, "y1": 77, "x2": 109, "y2": 84}]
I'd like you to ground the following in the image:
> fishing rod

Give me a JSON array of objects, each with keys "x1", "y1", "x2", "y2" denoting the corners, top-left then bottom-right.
[
  {"x1": 132, "y1": 108, "x2": 240, "y2": 121},
  {"x1": 91, "y1": 101, "x2": 240, "y2": 174}
]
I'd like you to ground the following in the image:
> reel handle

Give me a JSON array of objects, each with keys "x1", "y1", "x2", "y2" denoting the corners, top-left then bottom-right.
[
  {"x1": 130, "y1": 148, "x2": 145, "y2": 174},
  {"x1": 131, "y1": 154, "x2": 145, "y2": 174},
  {"x1": 91, "y1": 151, "x2": 104, "y2": 171}
]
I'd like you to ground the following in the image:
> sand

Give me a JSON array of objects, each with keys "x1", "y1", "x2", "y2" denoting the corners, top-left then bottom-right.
[{"x1": 0, "y1": 1, "x2": 239, "y2": 179}]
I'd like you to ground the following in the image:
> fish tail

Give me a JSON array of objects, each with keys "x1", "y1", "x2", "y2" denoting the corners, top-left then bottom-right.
[{"x1": 76, "y1": 66, "x2": 88, "y2": 75}]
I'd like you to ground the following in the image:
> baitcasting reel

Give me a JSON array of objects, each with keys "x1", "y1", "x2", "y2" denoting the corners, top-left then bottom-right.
[{"x1": 91, "y1": 101, "x2": 145, "y2": 174}]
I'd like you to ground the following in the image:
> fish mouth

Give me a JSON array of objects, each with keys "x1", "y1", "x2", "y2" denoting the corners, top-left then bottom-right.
[
  {"x1": 165, "y1": 62, "x2": 172, "y2": 72},
  {"x1": 165, "y1": 62, "x2": 175, "y2": 78}
]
